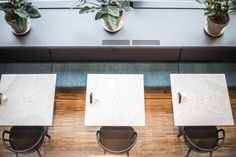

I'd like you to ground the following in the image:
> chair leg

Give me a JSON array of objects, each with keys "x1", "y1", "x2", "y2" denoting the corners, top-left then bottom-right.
[
  {"x1": 16, "y1": 153, "x2": 19, "y2": 157},
  {"x1": 127, "y1": 151, "x2": 129, "y2": 156},
  {"x1": 104, "y1": 150, "x2": 106, "y2": 155},
  {"x1": 44, "y1": 127, "x2": 51, "y2": 139},
  {"x1": 46, "y1": 134, "x2": 51, "y2": 139},
  {"x1": 186, "y1": 148, "x2": 191, "y2": 157},
  {"x1": 177, "y1": 126, "x2": 184, "y2": 138},
  {"x1": 37, "y1": 150, "x2": 42, "y2": 157},
  {"x1": 209, "y1": 151, "x2": 213, "y2": 157}
]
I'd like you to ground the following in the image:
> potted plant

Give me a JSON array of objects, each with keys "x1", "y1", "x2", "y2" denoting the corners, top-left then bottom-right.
[
  {"x1": 0, "y1": 0, "x2": 41, "y2": 36},
  {"x1": 78, "y1": 0, "x2": 132, "y2": 32},
  {"x1": 198, "y1": 0, "x2": 236, "y2": 37}
]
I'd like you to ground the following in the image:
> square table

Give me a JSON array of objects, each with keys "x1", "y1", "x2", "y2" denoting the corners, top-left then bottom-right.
[
  {"x1": 0, "y1": 74, "x2": 57, "y2": 126},
  {"x1": 170, "y1": 74, "x2": 234, "y2": 126},
  {"x1": 85, "y1": 74, "x2": 145, "y2": 126}
]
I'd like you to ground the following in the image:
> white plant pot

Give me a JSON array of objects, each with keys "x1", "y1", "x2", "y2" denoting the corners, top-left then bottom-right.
[
  {"x1": 12, "y1": 20, "x2": 32, "y2": 36},
  {"x1": 103, "y1": 16, "x2": 123, "y2": 33},
  {"x1": 5, "y1": 15, "x2": 32, "y2": 36},
  {"x1": 204, "y1": 17, "x2": 228, "y2": 37}
]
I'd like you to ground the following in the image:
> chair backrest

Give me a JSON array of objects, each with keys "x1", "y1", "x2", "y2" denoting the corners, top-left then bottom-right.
[
  {"x1": 183, "y1": 126, "x2": 225, "y2": 152},
  {"x1": 97, "y1": 126, "x2": 137, "y2": 154},
  {"x1": 2, "y1": 126, "x2": 45, "y2": 154}
]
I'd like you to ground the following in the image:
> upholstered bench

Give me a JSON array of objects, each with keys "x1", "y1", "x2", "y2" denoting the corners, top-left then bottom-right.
[{"x1": 0, "y1": 62, "x2": 235, "y2": 89}]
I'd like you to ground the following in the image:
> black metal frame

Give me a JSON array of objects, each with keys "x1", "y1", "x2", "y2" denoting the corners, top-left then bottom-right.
[{"x1": 183, "y1": 127, "x2": 225, "y2": 157}]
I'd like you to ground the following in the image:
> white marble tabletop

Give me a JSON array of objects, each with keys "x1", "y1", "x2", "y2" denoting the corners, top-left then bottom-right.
[
  {"x1": 170, "y1": 74, "x2": 234, "y2": 126},
  {"x1": 0, "y1": 74, "x2": 56, "y2": 126},
  {"x1": 85, "y1": 74, "x2": 145, "y2": 126}
]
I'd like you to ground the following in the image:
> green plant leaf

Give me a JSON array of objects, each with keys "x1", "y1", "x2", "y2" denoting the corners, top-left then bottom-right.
[
  {"x1": 79, "y1": 6, "x2": 97, "y2": 14},
  {"x1": 26, "y1": 6, "x2": 41, "y2": 18},
  {"x1": 18, "y1": 0, "x2": 26, "y2": 7},
  {"x1": 106, "y1": 14, "x2": 117, "y2": 30},
  {"x1": 95, "y1": 11, "x2": 106, "y2": 20},
  {"x1": 15, "y1": 15, "x2": 27, "y2": 33},
  {"x1": 76, "y1": 0, "x2": 86, "y2": 6},
  {"x1": 231, "y1": 0, "x2": 236, "y2": 7},
  {"x1": 109, "y1": 1, "x2": 120, "y2": 7},
  {"x1": 23, "y1": 2, "x2": 32, "y2": 7},
  {"x1": 0, "y1": 1, "x2": 41, "y2": 19},
  {"x1": 0, "y1": 2, "x2": 15, "y2": 13},
  {"x1": 96, "y1": 0, "x2": 107, "y2": 4},
  {"x1": 122, "y1": 6, "x2": 132, "y2": 12},
  {"x1": 102, "y1": 5, "x2": 120, "y2": 17},
  {"x1": 14, "y1": 8, "x2": 28, "y2": 18}
]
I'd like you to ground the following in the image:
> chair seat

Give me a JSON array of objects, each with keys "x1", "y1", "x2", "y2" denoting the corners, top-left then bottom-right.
[
  {"x1": 97, "y1": 126, "x2": 137, "y2": 154},
  {"x1": 100, "y1": 139, "x2": 134, "y2": 151},
  {"x1": 10, "y1": 126, "x2": 44, "y2": 151},
  {"x1": 184, "y1": 126, "x2": 218, "y2": 138},
  {"x1": 184, "y1": 126, "x2": 218, "y2": 152}
]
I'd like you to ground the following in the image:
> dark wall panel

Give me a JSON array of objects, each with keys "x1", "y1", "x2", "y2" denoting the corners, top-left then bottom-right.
[
  {"x1": 1, "y1": 46, "x2": 236, "y2": 62},
  {"x1": 0, "y1": 48, "x2": 51, "y2": 62},
  {"x1": 50, "y1": 47, "x2": 180, "y2": 61},
  {"x1": 180, "y1": 47, "x2": 236, "y2": 61}
]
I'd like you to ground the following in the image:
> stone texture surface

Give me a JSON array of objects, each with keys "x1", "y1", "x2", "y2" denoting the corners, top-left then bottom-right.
[
  {"x1": 0, "y1": 74, "x2": 56, "y2": 126},
  {"x1": 85, "y1": 74, "x2": 145, "y2": 126},
  {"x1": 170, "y1": 74, "x2": 234, "y2": 126}
]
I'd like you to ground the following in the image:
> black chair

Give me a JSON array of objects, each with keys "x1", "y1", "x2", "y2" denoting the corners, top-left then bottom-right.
[
  {"x1": 96, "y1": 126, "x2": 137, "y2": 156},
  {"x1": 2, "y1": 126, "x2": 45, "y2": 157},
  {"x1": 183, "y1": 126, "x2": 225, "y2": 157}
]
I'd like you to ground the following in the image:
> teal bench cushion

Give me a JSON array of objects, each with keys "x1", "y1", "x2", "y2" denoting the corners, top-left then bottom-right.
[
  {"x1": 1, "y1": 62, "x2": 235, "y2": 89},
  {"x1": 0, "y1": 63, "x2": 52, "y2": 77},
  {"x1": 53, "y1": 62, "x2": 178, "y2": 89}
]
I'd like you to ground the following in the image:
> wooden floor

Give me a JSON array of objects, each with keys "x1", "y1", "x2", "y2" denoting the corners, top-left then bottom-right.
[{"x1": 0, "y1": 90, "x2": 236, "y2": 157}]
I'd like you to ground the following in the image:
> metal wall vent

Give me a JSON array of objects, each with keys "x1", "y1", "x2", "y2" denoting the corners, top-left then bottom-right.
[
  {"x1": 132, "y1": 40, "x2": 160, "y2": 46},
  {"x1": 102, "y1": 40, "x2": 160, "y2": 46},
  {"x1": 102, "y1": 40, "x2": 130, "y2": 46}
]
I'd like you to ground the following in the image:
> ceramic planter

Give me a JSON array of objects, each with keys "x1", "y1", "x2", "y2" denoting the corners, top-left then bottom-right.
[
  {"x1": 103, "y1": 16, "x2": 123, "y2": 33},
  {"x1": 204, "y1": 17, "x2": 229, "y2": 37},
  {"x1": 5, "y1": 15, "x2": 31, "y2": 36}
]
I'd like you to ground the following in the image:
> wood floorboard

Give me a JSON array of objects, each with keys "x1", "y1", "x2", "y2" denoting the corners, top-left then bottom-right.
[{"x1": 0, "y1": 90, "x2": 236, "y2": 157}]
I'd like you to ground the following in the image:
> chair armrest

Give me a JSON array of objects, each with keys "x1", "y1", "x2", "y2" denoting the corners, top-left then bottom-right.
[
  {"x1": 2, "y1": 130, "x2": 10, "y2": 140},
  {"x1": 132, "y1": 132, "x2": 137, "y2": 142},
  {"x1": 216, "y1": 129, "x2": 225, "y2": 148},
  {"x1": 2, "y1": 130, "x2": 16, "y2": 152},
  {"x1": 96, "y1": 130, "x2": 101, "y2": 141},
  {"x1": 2, "y1": 130, "x2": 10, "y2": 141},
  {"x1": 217, "y1": 129, "x2": 225, "y2": 140}
]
